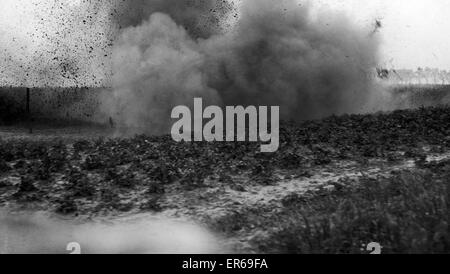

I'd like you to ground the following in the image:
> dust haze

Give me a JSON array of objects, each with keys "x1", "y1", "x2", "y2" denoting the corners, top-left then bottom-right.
[{"x1": 104, "y1": 0, "x2": 387, "y2": 135}]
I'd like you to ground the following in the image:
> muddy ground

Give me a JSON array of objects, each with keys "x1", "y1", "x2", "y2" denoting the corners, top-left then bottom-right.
[{"x1": 0, "y1": 105, "x2": 449, "y2": 253}]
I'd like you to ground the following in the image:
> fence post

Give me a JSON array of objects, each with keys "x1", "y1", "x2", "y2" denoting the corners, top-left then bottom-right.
[{"x1": 26, "y1": 88, "x2": 32, "y2": 134}]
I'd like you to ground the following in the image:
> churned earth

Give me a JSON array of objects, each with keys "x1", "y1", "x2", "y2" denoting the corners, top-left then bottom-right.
[{"x1": 0, "y1": 105, "x2": 449, "y2": 253}]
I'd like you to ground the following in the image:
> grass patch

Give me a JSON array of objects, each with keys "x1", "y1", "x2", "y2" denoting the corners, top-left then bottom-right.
[{"x1": 261, "y1": 162, "x2": 450, "y2": 254}]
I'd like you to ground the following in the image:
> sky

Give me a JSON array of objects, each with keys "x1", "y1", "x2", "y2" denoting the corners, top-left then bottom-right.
[
  {"x1": 0, "y1": 0, "x2": 449, "y2": 86},
  {"x1": 318, "y1": 0, "x2": 450, "y2": 70},
  {"x1": 0, "y1": 0, "x2": 113, "y2": 87}
]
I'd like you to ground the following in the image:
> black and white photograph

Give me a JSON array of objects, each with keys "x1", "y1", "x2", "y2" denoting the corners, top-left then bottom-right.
[{"x1": 0, "y1": 0, "x2": 449, "y2": 259}]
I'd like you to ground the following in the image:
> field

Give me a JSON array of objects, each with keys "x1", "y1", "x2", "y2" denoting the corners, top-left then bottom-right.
[{"x1": 0, "y1": 87, "x2": 449, "y2": 253}]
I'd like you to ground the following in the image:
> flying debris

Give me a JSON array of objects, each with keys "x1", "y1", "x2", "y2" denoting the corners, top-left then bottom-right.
[{"x1": 105, "y1": 0, "x2": 383, "y2": 135}]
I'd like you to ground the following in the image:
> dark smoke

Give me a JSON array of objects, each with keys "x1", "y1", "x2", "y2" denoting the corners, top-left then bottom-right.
[
  {"x1": 204, "y1": 0, "x2": 382, "y2": 120},
  {"x1": 114, "y1": 0, "x2": 236, "y2": 38},
  {"x1": 105, "y1": 0, "x2": 386, "y2": 134}
]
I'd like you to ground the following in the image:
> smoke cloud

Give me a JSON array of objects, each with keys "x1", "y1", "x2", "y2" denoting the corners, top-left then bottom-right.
[
  {"x1": 107, "y1": 13, "x2": 222, "y2": 134},
  {"x1": 105, "y1": 0, "x2": 384, "y2": 134},
  {"x1": 114, "y1": 0, "x2": 236, "y2": 38}
]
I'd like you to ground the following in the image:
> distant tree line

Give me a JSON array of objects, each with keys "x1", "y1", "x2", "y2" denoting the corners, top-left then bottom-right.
[{"x1": 375, "y1": 67, "x2": 450, "y2": 85}]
